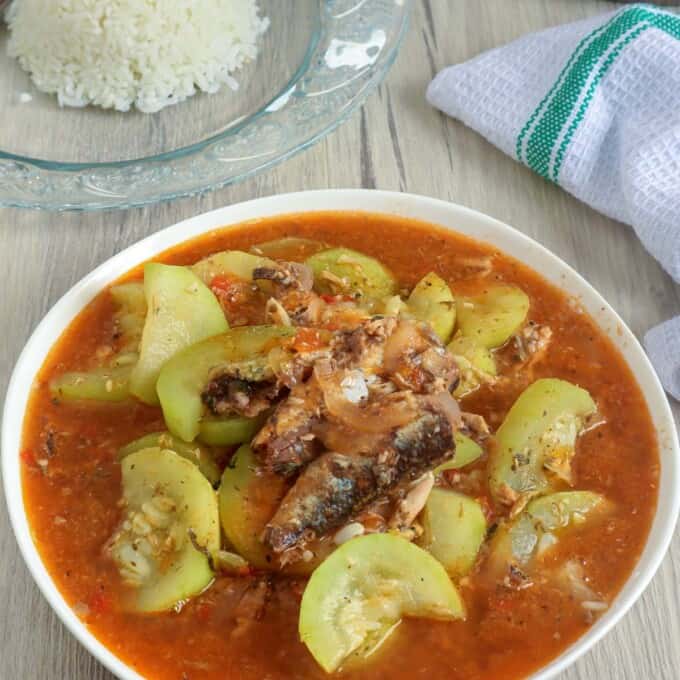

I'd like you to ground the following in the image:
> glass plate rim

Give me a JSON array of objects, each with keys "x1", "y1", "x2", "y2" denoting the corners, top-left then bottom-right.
[{"x1": 0, "y1": 0, "x2": 413, "y2": 211}]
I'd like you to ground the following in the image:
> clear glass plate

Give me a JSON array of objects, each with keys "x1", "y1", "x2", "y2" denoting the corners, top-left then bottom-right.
[{"x1": 0, "y1": 0, "x2": 411, "y2": 210}]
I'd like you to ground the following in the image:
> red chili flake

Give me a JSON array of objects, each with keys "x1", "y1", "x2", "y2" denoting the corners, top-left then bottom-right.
[
  {"x1": 89, "y1": 590, "x2": 112, "y2": 615},
  {"x1": 490, "y1": 596, "x2": 515, "y2": 613},
  {"x1": 210, "y1": 274, "x2": 236, "y2": 293},
  {"x1": 291, "y1": 328, "x2": 328, "y2": 353},
  {"x1": 195, "y1": 602, "x2": 213, "y2": 623},
  {"x1": 20, "y1": 449, "x2": 35, "y2": 466},
  {"x1": 320, "y1": 294, "x2": 353, "y2": 304},
  {"x1": 476, "y1": 495, "x2": 497, "y2": 524}
]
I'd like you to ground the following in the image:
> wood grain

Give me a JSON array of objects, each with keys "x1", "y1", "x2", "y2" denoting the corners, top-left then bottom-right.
[{"x1": 1, "y1": 1, "x2": 678, "y2": 678}]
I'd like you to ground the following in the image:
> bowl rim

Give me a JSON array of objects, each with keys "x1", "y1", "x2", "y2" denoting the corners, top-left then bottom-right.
[{"x1": 3, "y1": 189, "x2": 678, "y2": 680}]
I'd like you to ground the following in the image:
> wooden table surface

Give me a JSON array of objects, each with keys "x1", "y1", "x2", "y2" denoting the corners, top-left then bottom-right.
[{"x1": 1, "y1": 1, "x2": 679, "y2": 678}]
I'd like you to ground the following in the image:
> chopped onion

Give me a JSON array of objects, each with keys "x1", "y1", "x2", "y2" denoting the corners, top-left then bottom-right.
[
  {"x1": 536, "y1": 531, "x2": 558, "y2": 556},
  {"x1": 426, "y1": 391, "x2": 462, "y2": 430},
  {"x1": 315, "y1": 367, "x2": 417, "y2": 433},
  {"x1": 581, "y1": 600, "x2": 608, "y2": 611},
  {"x1": 334, "y1": 522, "x2": 365, "y2": 545}
]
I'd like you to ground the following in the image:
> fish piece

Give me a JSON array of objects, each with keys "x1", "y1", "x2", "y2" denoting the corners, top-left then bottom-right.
[
  {"x1": 252, "y1": 377, "x2": 324, "y2": 476},
  {"x1": 231, "y1": 577, "x2": 273, "y2": 639},
  {"x1": 388, "y1": 472, "x2": 435, "y2": 530},
  {"x1": 264, "y1": 408, "x2": 454, "y2": 555},
  {"x1": 254, "y1": 316, "x2": 460, "y2": 478},
  {"x1": 330, "y1": 316, "x2": 397, "y2": 374},
  {"x1": 460, "y1": 411, "x2": 491, "y2": 440},
  {"x1": 202, "y1": 376, "x2": 283, "y2": 418},
  {"x1": 253, "y1": 261, "x2": 324, "y2": 326},
  {"x1": 382, "y1": 319, "x2": 459, "y2": 393}
]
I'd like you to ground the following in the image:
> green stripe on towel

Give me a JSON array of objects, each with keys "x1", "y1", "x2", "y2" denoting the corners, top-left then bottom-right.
[{"x1": 519, "y1": 6, "x2": 680, "y2": 184}]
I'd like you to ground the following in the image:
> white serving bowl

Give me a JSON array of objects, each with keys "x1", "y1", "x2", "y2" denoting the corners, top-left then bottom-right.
[{"x1": 3, "y1": 190, "x2": 679, "y2": 680}]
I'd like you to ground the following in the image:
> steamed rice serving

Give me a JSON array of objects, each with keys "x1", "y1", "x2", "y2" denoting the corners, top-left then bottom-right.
[{"x1": 6, "y1": 0, "x2": 269, "y2": 113}]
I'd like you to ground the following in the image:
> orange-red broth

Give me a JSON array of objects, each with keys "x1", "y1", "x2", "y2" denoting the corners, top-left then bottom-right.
[{"x1": 21, "y1": 213, "x2": 658, "y2": 679}]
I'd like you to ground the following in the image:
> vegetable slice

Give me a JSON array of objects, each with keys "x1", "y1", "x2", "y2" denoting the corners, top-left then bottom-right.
[
  {"x1": 489, "y1": 491, "x2": 608, "y2": 571},
  {"x1": 110, "y1": 281, "x2": 147, "y2": 353},
  {"x1": 407, "y1": 272, "x2": 456, "y2": 343},
  {"x1": 218, "y1": 445, "x2": 288, "y2": 569},
  {"x1": 456, "y1": 284, "x2": 529, "y2": 348},
  {"x1": 191, "y1": 250, "x2": 276, "y2": 284},
  {"x1": 198, "y1": 414, "x2": 266, "y2": 447},
  {"x1": 447, "y1": 334, "x2": 497, "y2": 398},
  {"x1": 434, "y1": 433, "x2": 483, "y2": 474},
  {"x1": 108, "y1": 447, "x2": 219, "y2": 612},
  {"x1": 118, "y1": 431, "x2": 221, "y2": 486},
  {"x1": 157, "y1": 325, "x2": 295, "y2": 442},
  {"x1": 49, "y1": 365, "x2": 131, "y2": 403},
  {"x1": 489, "y1": 379, "x2": 597, "y2": 505},
  {"x1": 299, "y1": 533, "x2": 464, "y2": 673},
  {"x1": 253, "y1": 237, "x2": 327, "y2": 261},
  {"x1": 129, "y1": 264, "x2": 228, "y2": 405},
  {"x1": 419, "y1": 489, "x2": 487, "y2": 578},
  {"x1": 218, "y1": 445, "x2": 332, "y2": 574},
  {"x1": 305, "y1": 247, "x2": 397, "y2": 299}
]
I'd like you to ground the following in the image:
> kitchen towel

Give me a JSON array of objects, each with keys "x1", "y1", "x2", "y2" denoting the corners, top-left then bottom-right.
[{"x1": 427, "y1": 3, "x2": 680, "y2": 400}]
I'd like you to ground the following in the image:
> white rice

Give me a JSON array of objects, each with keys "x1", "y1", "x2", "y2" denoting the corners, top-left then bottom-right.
[{"x1": 6, "y1": 0, "x2": 269, "y2": 113}]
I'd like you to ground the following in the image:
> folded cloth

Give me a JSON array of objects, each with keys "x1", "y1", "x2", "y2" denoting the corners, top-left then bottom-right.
[{"x1": 427, "y1": 3, "x2": 680, "y2": 400}]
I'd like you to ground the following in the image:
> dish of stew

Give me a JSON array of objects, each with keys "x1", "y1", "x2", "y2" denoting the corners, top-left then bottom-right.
[{"x1": 20, "y1": 212, "x2": 659, "y2": 679}]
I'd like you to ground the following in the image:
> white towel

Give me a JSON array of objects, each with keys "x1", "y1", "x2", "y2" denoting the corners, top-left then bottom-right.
[{"x1": 427, "y1": 3, "x2": 680, "y2": 400}]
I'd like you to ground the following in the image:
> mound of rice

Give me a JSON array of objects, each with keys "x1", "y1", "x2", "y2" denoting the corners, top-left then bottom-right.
[{"x1": 6, "y1": 0, "x2": 269, "y2": 113}]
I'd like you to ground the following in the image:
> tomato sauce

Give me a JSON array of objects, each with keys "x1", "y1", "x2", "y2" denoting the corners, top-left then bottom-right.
[{"x1": 21, "y1": 212, "x2": 658, "y2": 679}]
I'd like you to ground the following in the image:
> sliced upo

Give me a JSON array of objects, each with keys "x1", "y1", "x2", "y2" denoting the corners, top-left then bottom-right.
[
  {"x1": 455, "y1": 284, "x2": 529, "y2": 348},
  {"x1": 191, "y1": 250, "x2": 276, "y2": 285},
  {"x1": 434, "y1": 433, "x2": 483, "y2": 474},
  {"x1": 129, "y1": 263, "x2": 228, "y2": 404},
  {"x1": 488, "y1": 378, "x2": 597, "y2": 506},
  {"x1": 118, "y1": 431, "x2": 221, "y2": 486},
  {"x1": 305, "y1": 247, "x2": 397, "y2": 299},
  {"x1": 49, "y1": 365, "x2": 132, "y2": 403},
  {"x1": 447, "y1": 334, "x2": 497, "y2": 398},
  {"x1": 252, "y1": 237, "x2": 327, "y2": 261},
  {"x1": 107, "y1": 447, "x2": 219, "y2": 612},
  {"x1": 218, "y1": 445, "x2": 288, "y2": 570},
  {"x1": 299, "y1": 533, "x2": 464, "y2": 673},
  {"x1": 110, "y1": 281, "x2": 147, "y2": 353},
  {"x1": 157, "y1": 325, "x2": 295, "y2": 442},
  {"x1": 407, "y1": 272, "x2": 456, "y2": 343},
  {"x1": 419, "y1": 489, "x2": 487, "y2": 578},
  {"x1": 198, "y1": 414, "x2": 266, "y2": 447},
  {"x1": 488, "y1": 490, "x2": 609, "y2": 573}
]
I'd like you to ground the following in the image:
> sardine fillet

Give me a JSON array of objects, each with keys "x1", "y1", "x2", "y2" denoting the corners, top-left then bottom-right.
[{"x1": 264, "y1": 409, "x2": 454, "y2": 553}]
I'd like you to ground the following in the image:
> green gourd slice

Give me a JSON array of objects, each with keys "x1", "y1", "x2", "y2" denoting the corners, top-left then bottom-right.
[
  {"x1": 434, "y1": 433, "x2": 483, "y2": 474},
  {"x1": 191, "y1": 250, "x2": 276, "y2": 284},
  {"x1": 456, "y1": 284, "x2": 529, "y2": 348},
  {"x1": 299, "y1": 533, "x2": 464, "y2": 673},
  {"x1": 156, "y1": 325, "x2": 295, "y2": 442},
  {"x1": 217, "y1": 445, "x2": 332, "y2": 575},
  {"x1": 110, "y1": 281, "x2": 147, "y2": 353},
  {"x1": 253, "y1": 237, "x2": 327, "y2": 261},
  {"x1": 448, "y1": 334, "x2": 497, "y2": 398},
  {"x1": 198, "y1": 414, "x2": 266, "y2": 447},
  {"x1": 305, "y1": 247, "x2": 397, "y2": 299},
  {"x1": 118, "y1": 432, "x2": 221, "y2": 486},
  {"x1": 49, "y1": 365, "x2": 132, "y2": 403},
  {"x1": 407, "y1": 272, "x2": 456, "y2": 343},
  {"x1": 218, "y1": 445, "x2": 288, "y2": 569},
  {"x1": 419, "y1": 489, "x2": 487, "y2": 578},
  {"x1": 489, "y1": 490, "x2": 609, "y2": 571},
  {"x1": 108, "y1": 447, "x2": 219, "y2": 612},
  {"x1": 129, "y1": 263, "x2": 228, "y2": 405},
  {"x1": 489, "y1": 378, "x2": 597, "y2": 505}
]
